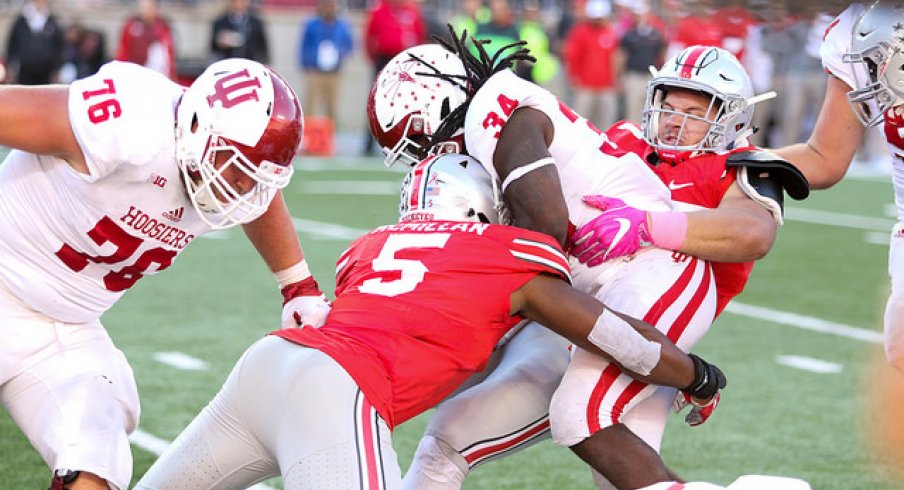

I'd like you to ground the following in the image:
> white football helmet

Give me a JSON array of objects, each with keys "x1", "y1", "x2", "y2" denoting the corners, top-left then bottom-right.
[
  {"x1": 399, "y1": 153, "x2": 509, "y2": 224},
  {"x1": 844, "y1": 1, "x2": 904, "y2": 127},
  {"x1": 367, "y1": 44, "x2": 469, "y2": 168},
  {"x1": 643, "y1": 45, "x2": 770, "y2": 162},
  {"x1": 176, "y1": 58, "x2": 302, "y2": 229}
]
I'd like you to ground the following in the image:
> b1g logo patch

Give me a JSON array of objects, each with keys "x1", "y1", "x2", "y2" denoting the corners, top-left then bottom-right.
[{"x1": 206, "y1": 69, "x2": 263, "y2": 109}]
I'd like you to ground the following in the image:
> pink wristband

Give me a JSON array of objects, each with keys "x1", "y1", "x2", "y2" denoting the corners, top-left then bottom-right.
[{"x1": 648, "y1": 211, "x2": 688, "y2": 251}]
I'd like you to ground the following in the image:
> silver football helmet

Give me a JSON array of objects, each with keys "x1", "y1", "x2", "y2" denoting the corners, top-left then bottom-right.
[
  {"x1": 175, "y1": 58, "x2": 301, "y2": 229},
  {"x1": 399, "y1": 153, "x2": 509, "y2": 224},
  {"x1": 367, "y1": 44, "x2": 469, "y2": 168},
  {"x1": 643, "y1": 45, "x2": 772, "y2": 161},
  {"x1": 844, "y1": 1, "x2": 904, "y2": 127}
]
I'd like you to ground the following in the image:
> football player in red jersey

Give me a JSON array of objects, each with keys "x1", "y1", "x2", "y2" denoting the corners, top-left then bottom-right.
[
  {"x1": 133, "y1": 154, "x2": 725, "y2": 490},
  {"x1": 366, "y1": 34, "x2": 807, "y2": 490},
  {"x1": 0, "y1": 58, "x2": 330, "y2": 490}
]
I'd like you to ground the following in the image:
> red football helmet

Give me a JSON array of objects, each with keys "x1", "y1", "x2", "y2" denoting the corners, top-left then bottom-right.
[
  {"x1": 176, "y1": 58, "x2": 302, "y2": 229},
  {"x1": 367, "y1": 44, "x2": 469, "y2": 167}
]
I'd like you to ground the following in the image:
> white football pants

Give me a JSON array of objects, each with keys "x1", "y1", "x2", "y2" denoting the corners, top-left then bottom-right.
[
  {"x1": 135, "y1": 336, "x2": 401, "y2": 490},
  {"x1": 884, "y1": 224, "x2": 904, "y2": 376},
  {"x1": 0, "y1": 282, "x2": 139, "y2": 490}
]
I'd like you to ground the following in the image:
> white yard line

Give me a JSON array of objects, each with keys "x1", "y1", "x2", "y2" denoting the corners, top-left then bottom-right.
[
  {"x1": 152, "y1": 352, "x2": 209, "y2": 371},
  {"x1": 130, "y1": 429, "x2": 277, "y2": 490},
  {"x1": 784, "y1": 206, "x2": 895, "y2": 232},
  {"x1": 295, "y1": 180, "x2": 401, "y2": 195},
  {"x1": 775, "y1": 355, "x2": 843, "y2": 374},
  {"x1": 291, "y1": 217, "x2": 370, "y2": 241},
  {"x1": 725, "y1": 302, "x2": 883, "y2": 344}
]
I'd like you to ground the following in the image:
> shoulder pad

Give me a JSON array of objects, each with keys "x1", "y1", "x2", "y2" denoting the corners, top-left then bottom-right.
[{"x1": 726, "y1": 150, "x2": 810, "y2": 201}]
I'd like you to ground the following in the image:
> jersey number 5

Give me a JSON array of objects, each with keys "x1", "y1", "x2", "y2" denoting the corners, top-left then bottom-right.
[{"x1": 359, "y1": 233, "x2": 450, "y2": 297}]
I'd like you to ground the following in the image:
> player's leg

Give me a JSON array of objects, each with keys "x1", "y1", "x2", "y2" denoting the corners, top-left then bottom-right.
[
  {"x1": 403, "y1": 322, "x2": 571, "y2": 490},
  {"x1": 884, "y1": 226, "x2": 904, "y2": 376},
  {"x1": 551, "y1": 250, "x2": 717, "y2": 489},
  {"x1": 136, "y1": 335, "x2": 402, "y2": 490},
  {"x1": 0, "y1": 317, "x2": 140, "y2": 490}
]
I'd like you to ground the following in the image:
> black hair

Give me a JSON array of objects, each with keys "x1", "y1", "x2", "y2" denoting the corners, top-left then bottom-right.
[{"x1": 410, "y1": 25, "x2": 536, "y2": 153}]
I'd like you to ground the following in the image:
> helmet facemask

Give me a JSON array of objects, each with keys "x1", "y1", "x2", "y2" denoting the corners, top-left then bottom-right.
[{"x1": 843, "y1": 1, "x2": 904, "y2": 127}]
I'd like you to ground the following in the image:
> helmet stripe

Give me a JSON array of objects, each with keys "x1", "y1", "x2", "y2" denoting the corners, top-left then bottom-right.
[
  {"x1": 679, "y1": 46, "x2": 708, "y2": 79},
  {"x1": 408, "y1": 155, "x2": 438, "y2": 211}
]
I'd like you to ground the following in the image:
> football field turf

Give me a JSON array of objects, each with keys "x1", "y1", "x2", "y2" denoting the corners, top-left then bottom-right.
[{"x1": 2, "y1": 155, "x2": 903, "y2": 489}]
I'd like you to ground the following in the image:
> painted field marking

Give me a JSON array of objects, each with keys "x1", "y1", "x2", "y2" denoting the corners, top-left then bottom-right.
[
  {"x1": 152, "y1": 352, "x2": 209, "y2": 371},
  {"x1": 130, "y1": 428, "x2": 276, "y2": 489},
  {"x1": 291, "y1": 217, "x2": 370, "y2": 241},
  {"x1": 784, "y1": 207, "x2": 895, "y2": 232},
  {"x1": 775, "y1": 355, "x2": 844, "y2": 374},
  {"x1": 725, "y1": 302, "x2": 883, "y2": 344},
  {"x1": 295, "y1": 180, "x2": 402, "y2": 195}
]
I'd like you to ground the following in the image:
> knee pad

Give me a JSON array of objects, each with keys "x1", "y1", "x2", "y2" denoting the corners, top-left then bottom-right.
[{"x1": 404, "y1": 435, "x2": 469, "y2": 489}]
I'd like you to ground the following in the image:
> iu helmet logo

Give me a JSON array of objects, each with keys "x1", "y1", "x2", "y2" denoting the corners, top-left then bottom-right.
[{"x1": 206, "y1": 69, "x2": 263, "y2": 109}]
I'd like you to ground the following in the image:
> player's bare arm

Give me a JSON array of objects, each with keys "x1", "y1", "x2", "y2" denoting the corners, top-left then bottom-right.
[
  {"x1": 511, "y1": 273, "x2": 702, "y2": 390},
  {"x1": 680, "y1": 182, "x2": 777, "y2": 262},
  {"x1": 774, "y1": 75, "x2": 864, "y2": 189},
  {"x1": 241, "y1": 190, "x2": 305, "y2": 272},
  {"x1": 0, "y1": 85, "x2": 86, "y2": 172},
  {"x1": 494, "y1": 107, "x2": 570, "y2": 247}
]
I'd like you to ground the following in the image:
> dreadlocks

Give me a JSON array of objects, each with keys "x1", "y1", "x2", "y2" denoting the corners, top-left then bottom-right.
[{"x1": 413, "y1": 25, "x2": 536, "y2": 153}]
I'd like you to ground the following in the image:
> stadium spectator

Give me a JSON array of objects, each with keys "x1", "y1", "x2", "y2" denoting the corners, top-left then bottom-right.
[
  {"x1": 666, "y1": 0, "x2": 722, "y2": 58},
  {"x1": 134, "y1": 153, "x2": 724, "y2": 490},
  {"x1": 475, "y1": 0, "x2": 520, "y2": 58},
  {"x1": 115, "y1": 0, "x2": 175, "y2": 79},
  {"x1": 515, "y1": 0, "x2": 558, "y2": 85},
  {"x1": 299, "y1": 0, "x2": 354, "y2": 124},
  {"x1": 59, "y1": 22, "x2": 107, "y2": 84},
  {"x1": 210, "y1": 0, "x2": 270, "y2": 64},
  {"x1": 361, "y1": 0, "x2": 426, "y2": 155},
  {"x1": 563, "y1": 0, "x2": 621, "y2": 130},
  {"x1": 5, "y1": 0, "x2": 64, "y2": 85},
  {"x1": 618, "y1": 0, "x2": 666, "y2": 124},
  {"x1": 450, "y1": 0, "x2": 485, "y2": 38},
  {"x1": 366, "y1": 39, "x2": 804, "y2": 489},
  {"x1": 0, "y1": 57, "x2": 330, "y2": 490},
  {"x1": 774, "y1": 1, "x2": 904, "y2": 377},
  {"x1": 713, "y1": 0, "x2": 758, "y2": 61}
]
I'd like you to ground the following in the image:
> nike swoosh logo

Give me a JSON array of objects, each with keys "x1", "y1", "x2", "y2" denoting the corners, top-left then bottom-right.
[
  {"x1": 668, "y1": 180, "x2": 694, "y2": 190},
  {"x1": 606, "y1": 217, "x2": 632, "y2": 256}
]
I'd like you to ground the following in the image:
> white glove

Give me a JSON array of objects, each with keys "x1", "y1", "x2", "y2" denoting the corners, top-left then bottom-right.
[{"x1": 280, "y1": 276, "x2": 331, "y2": 328}]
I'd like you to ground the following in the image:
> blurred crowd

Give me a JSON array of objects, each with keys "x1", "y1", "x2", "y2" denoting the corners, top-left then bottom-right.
[{"x1": 1, "y1": 0, "x2": 874, "y2": 158}]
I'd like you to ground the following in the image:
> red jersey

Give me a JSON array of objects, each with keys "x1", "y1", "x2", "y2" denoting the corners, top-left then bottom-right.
[
  {"x1": 603, "y1": 121, "x2": 754, "y2": 316},
  {"x1": 274, "y1": 221, "x2": 570, "y2": 429}
]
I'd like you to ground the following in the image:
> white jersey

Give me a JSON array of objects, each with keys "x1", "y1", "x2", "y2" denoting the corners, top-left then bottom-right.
[
  {"x1": 463, "y1": 70, "x2": 673, "y2": 291},
  {"x1": 464, "y1": 70, "x2": 672, "y2": 230},
  {"x1": 822, "y1": 3, "x2": 904, "y2": 222},
  {"x1": 0, "y1": 61, "x2": 212, "y2": 323}
]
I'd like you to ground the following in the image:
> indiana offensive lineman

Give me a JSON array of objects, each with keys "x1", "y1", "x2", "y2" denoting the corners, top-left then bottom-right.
[
  {"x1": 774, "y1": 1, "x2": 904, "y2": 377},
  {"x1": 0, "y1": 58, "x2": 330, "y2": 490},
  {"x1": 134, "y1": 154, "x2": 725, "y2": 490},
  {"x1": 367, "y1": 36, "x2": 806, "y2": 489}
]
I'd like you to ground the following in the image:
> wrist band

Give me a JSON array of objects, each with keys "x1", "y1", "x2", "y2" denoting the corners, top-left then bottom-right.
[
  {"x1": 274, "y1": 260, "x2": 312, "y2": 289},
  {"x1": 501, "y1": 157, "x2": 556, "y2": 193},
  {"x1": 649, "y1": 211, "x2": 688, "y2": 251}
]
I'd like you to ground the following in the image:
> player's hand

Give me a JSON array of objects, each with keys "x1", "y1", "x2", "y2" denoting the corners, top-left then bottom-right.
[
  {"x1": 673, "y1": 391, "x2": 721, "y2": 427},
  {"x1": 570, "y1": 195, "x2": 652, "y2": 265},
  {"x1": 884, "y1": 106, "x2": 904, "y2": 148},
  {"x1": 674, "y1": 353, "x2": 726, "y2": 427},
  {"x1": 280, "y1": 276, "x2": 331, "y2": 329}
]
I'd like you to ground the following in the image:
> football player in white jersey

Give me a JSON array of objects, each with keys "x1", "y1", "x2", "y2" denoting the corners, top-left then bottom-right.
[
  {"x1": 367, "y1": 32, "x2": 811, "y2": 489},
  {"x1": 774, "y1": 1, "x2": 904, "y2": 377},
  {"x1": 366, "y1": 37, "x2": 772, "y2": 489},
  {"x1": 0, "y1": 58, "x2": 330, "y2": 490}
]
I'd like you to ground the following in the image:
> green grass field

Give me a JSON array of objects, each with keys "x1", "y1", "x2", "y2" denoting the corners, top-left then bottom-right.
[{"x1": 1, "y1": 156, "x2": 902, "y2": 489}]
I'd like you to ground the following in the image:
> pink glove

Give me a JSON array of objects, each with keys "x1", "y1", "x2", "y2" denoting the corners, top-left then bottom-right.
[
  {"x1": 673, "y1": 391, "x2": 721, "y2": 427},
  {"x1": 571, "y1": 195, "x2": 688, "y2": 266},
  {"x1": 281, "y1": 276, "x2": 331, "y2": 328}
]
